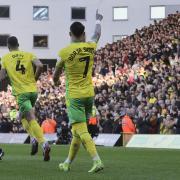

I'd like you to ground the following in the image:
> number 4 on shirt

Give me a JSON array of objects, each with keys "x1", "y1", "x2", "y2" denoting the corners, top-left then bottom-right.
[{"x1": 16, "y1": 60, "x2": 26, "y2": 74}]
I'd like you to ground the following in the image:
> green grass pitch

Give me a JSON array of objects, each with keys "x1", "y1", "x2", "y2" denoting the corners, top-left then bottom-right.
[{"x1": 0, "y1": 144, "x2": 180, "y2": 180}]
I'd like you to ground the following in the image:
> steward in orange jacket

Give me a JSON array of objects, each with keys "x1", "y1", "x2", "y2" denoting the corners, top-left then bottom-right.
[
  {"x1": 41, "y1": 118, "x2": 57, "y2": 134},
  {"x1": 122, "y1": 115, "x2": 136, "y2": 133}
]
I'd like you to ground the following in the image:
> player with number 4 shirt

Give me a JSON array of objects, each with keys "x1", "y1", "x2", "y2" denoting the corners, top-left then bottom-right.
[{"x1": 0, "y1": 36, "x2": 51, "y2": 161}]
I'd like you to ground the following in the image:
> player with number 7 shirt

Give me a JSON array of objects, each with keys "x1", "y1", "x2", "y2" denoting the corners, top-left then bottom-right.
[
  {"x1": 0, "y1": 36, "x2": 51, "y2": 161},
  {"x1": 53, "y1": 10, "x2": 104, "y2": 173}
]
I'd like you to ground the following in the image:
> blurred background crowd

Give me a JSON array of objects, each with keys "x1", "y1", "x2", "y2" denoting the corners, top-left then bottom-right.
[{"x1": 0, "y1": 12, "x2": 180, "y2": 137}]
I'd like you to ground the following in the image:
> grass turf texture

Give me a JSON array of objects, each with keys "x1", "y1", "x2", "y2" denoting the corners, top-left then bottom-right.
[{"x1": 0, "y1": 144, "x2": 180, "y2": 180}]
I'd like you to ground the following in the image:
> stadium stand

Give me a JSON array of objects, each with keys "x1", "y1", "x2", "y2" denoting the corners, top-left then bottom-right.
[{"x1": 0, "y1": 12, "x2": 180, "y2": 134}]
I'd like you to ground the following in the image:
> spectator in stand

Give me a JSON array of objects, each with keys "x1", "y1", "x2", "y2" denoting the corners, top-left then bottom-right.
[
  {"x1": 0, "y1": 112, "x2": 12, "y2": 133},
  {"x1": 160, "y1": 114, "x2": 176, "y2": 134},
  {"x1": 41, "y1": 117, "x2": 57, "y2": 134},
  {"x1": 122, "y1": 109, "x2": 136, "y2": 134}
]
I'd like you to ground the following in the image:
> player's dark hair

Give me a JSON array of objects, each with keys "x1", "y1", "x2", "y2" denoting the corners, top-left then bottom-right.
[
  {"x1": 7, "y1": 36, "x2": 19, "y2": 48},
  {"x1": 70, "y1": 22, "x2": 85, "y2": 38}
]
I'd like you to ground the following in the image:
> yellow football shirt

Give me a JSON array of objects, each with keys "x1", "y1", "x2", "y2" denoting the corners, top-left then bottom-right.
[
  {"x1": 1, "y1": 50, "x2": 37, "y2": 95},
  {"x1": 57, "y1": 42, "x2": 97, "y2": 98}
]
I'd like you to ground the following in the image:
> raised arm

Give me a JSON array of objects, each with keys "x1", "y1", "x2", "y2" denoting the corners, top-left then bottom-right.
[{"x1": 91, "y1": 10, "x2": 103, "y2": 43}]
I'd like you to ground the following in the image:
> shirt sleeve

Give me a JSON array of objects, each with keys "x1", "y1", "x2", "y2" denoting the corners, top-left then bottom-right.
[
  {"x1": 30, "y1": 53, "x2": 38, "y2": 62},
  {"x1": 56, "y1": 51, "x2": 65, "y2": 68},
  {"x1": 86, "y1": 42, "x2": 97, "y2": 51},
  {"x1": 92, "y1": 42, "x2": 98, "y2": 50}
]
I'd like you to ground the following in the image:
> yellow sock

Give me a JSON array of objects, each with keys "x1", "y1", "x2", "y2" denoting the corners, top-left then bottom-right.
[
  {"x1": 67, "y1": 136, "x2": 81, "y2": 163},
  {"x1": 80, "y1": 132, "x2": 98, "y2": 158},
  {"x1": 21, "y1": 118, "x2": 34, "y2": 137},
  {"x1": 29, "y1": 120, "x2": 46, "y2": 144},
  {"x1": 74, "y1": 122, "x2": 99, "y2": 159}
]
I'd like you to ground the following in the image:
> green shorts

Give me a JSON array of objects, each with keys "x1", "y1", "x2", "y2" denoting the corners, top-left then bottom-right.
[
  {"x1": 16, "y1": 92, "x2": 38, "y2": 114},
  {"x1": 66, "y1": 97, "x2": 94, "y2": 124}
]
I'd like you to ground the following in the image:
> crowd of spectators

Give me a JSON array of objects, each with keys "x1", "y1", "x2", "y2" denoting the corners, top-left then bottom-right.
[
  {"x1": 0, "y1": 12, "x2": 180, "y2": 135},
  {"x1": 94, "y1": 12, "x2": 180, "y2": 134}
]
